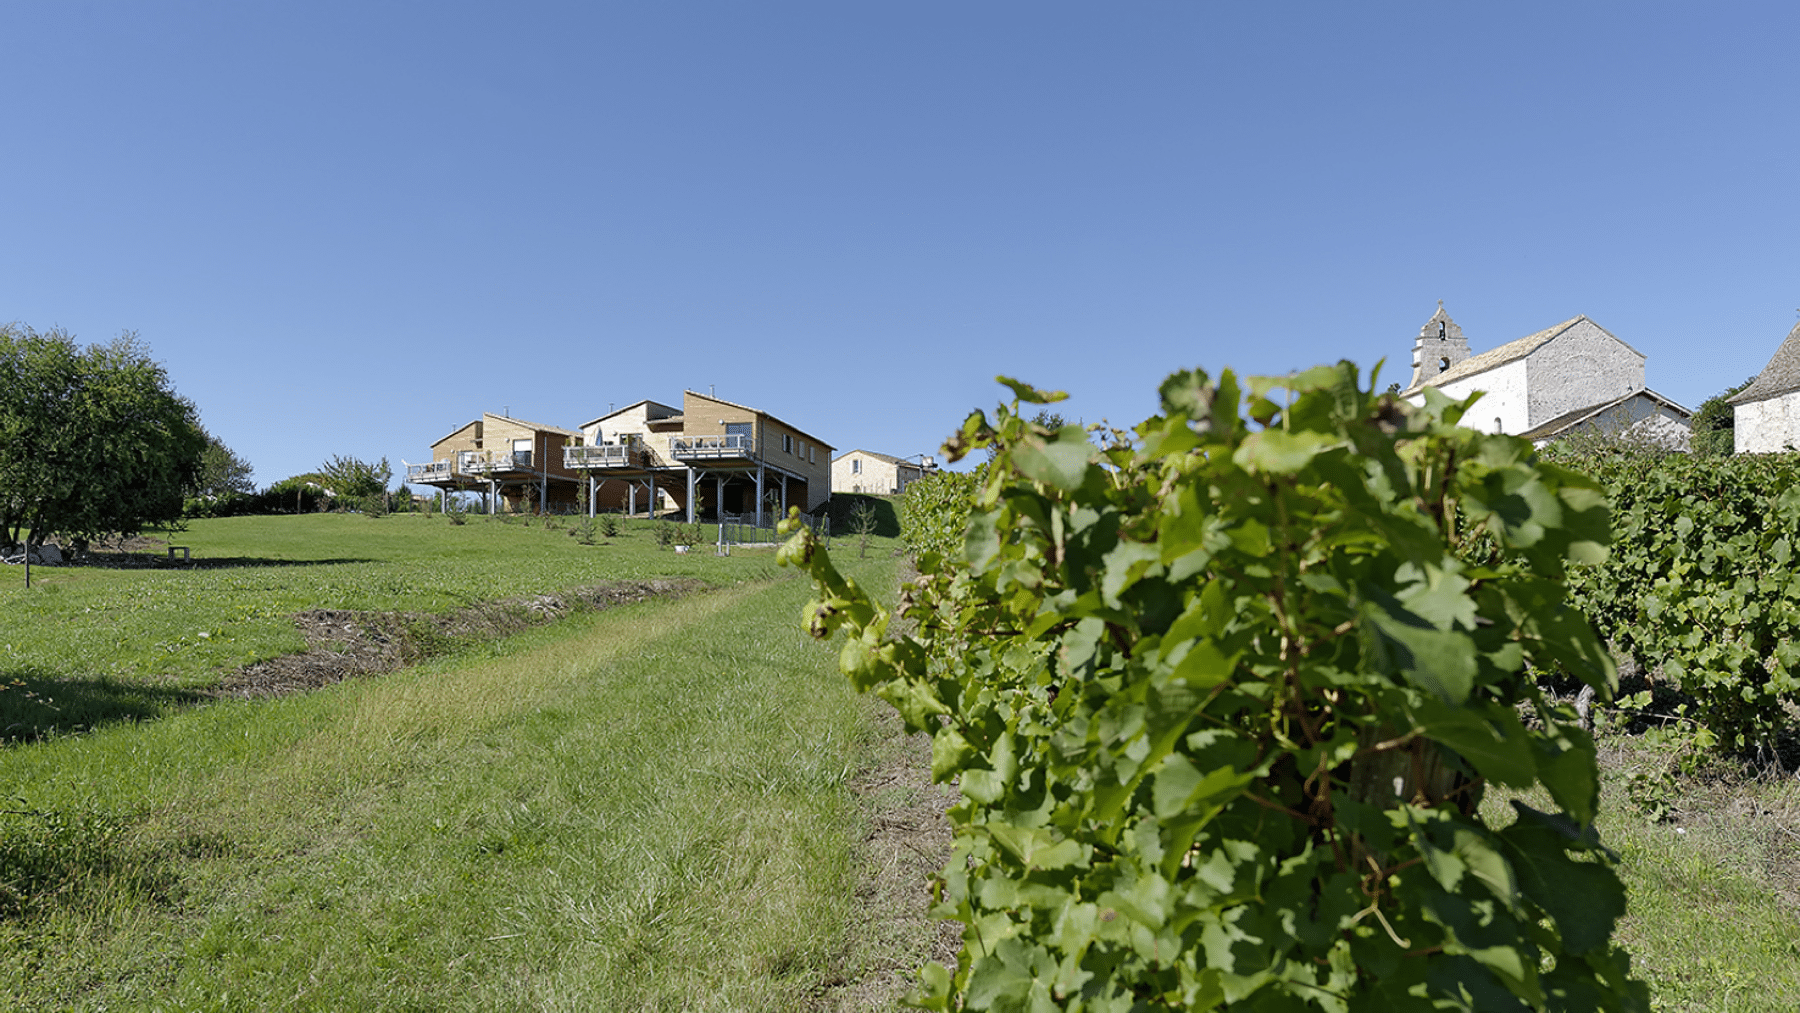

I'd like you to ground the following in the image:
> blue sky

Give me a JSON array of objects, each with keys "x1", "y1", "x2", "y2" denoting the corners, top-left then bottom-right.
[{"x1": 5, "y1": 3, "x2": 1798, "y2": 484}]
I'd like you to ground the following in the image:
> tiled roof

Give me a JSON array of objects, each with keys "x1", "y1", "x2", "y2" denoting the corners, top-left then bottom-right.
[
  {"x1": 1403, "y1": 315, "x2": 1644, "y2": 397},
  {"x1": 1727, "y1": 321, "x2": 1800, "y2": 405},
  {"x1": 1404, "y1": 317, "x2": 1582, "y2": 395}
]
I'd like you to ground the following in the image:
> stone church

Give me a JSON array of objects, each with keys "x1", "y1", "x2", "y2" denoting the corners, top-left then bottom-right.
[
  {"x1": 1727, "y1": 320, "x2": 1800, "y2": 453},
  {"x1": 1401, "y1": 303, "x2": 1692, "y2": 448}
]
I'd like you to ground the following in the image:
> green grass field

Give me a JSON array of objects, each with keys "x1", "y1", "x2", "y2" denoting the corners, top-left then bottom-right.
[
  {"x1": 3, "y1": 512, "x2": 1794, "y2": 1010},
  {"x1": 0, "y1": 513, "x2": 789, "y2": 739},
  {"x1": 1, "y1": 513, "x2": 913, "y2": 1010}
]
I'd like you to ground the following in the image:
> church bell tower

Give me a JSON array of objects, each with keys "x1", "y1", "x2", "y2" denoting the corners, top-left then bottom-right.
[{"x1": 1409, "y1": 301, "x2": 1472, "y2": 389}]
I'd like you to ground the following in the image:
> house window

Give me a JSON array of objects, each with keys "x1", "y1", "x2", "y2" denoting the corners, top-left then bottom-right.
[
  {"x1": 783, "y1": 434, "x2": 793, "y2": 454},
  {"x1": 851, "y1": 459, "x2": 861, "y2": 474},
  {"x1": 808, "y1": 445, "x2": 815, "y2": 463}
]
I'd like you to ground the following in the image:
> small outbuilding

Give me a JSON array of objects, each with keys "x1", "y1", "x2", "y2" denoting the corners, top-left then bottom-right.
[
  {"x1": 1727, "y1": 320, "x2": 1800, "y2": 454},
  {"x1": 1517, "y1": 388, "x2": 1693, "y2": 451}
]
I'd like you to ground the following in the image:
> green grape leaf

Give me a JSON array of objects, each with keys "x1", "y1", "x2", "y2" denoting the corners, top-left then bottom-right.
[{"x1": 1501, "y1": 803, "x2": 1625, "y2": 956}]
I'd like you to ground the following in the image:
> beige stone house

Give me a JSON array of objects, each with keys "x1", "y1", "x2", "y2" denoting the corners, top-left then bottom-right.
[
  {"x1": 1402, "y1": 304, "x2": 1690, "y2": 444},
  {"x1": 404, "y1": 413, "x2": 585, "y2": 513},
  {"x1": 832, "y1": 450, "x2": 934, "y2": 495},
  {"x1": 566, "y1": 390, "x2": 833, "y2": 524},
  {"x1": 1728, "y1": 320, "x2": 1800, "y2": 453}
]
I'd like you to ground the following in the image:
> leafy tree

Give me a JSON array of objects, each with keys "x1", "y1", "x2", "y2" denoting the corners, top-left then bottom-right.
[
  {"x1": 0, "y1": 324, "x2": 205, "y2": 551},
  {"x1": 1688, "y1": 375, "x2": 1756, "y2": 457},
  {"x1": 195, "y1": 430, "x2": 256, "y2": 497},
  {"x1": 318, "y1": 455, "x2": 392, "y2": 513},
  {"x1": 263, "y1": 474, "x2": 330, "y2": 514}
]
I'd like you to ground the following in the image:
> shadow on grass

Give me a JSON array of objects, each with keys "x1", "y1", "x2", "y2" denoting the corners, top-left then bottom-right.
[
  {"x1": 826, "y1": 494, "x2": 902, "y2": 539},
  {"x1": 0, "y1": 799, "x2": 236, "y2": 923},
  {"x1": 70, "y1": 554, "x2": 377, "y2": 571},
  {"x1": 189, "y1": 556, "x2": 376, "y2": 569},
  {"x1": 1, "y1": 668, "x2": 212, "y2": 743}
]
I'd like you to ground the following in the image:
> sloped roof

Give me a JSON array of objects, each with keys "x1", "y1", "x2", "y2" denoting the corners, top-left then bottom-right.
[
  {"x1": 484, "y1": 413, "x2": 582, "y2": 438},
  {"x1": 429, "y1": 418, "x2": 482, "y2": 449},
  {"x1": 428, "y1": 413, "x2": 581, "y2": 450},
  {"x1": 1516, "y1": 387, "x2": 1693, "y2": 442},
  {"x1": 834, "y1": 449, "x2": 919, "y2": 467},
  {"x1": 684, "y1": 389, "x2": 835, "y2": 450},
  {"x1": 580, "y1": 399, "x2": 680, "y2": 429},
  {"x1": 1403, "y1": 315, "x2": 1640, "y2": 396},
  {"x1": 1727, "y1": 320, "x2": 1800, "y2": 406}
]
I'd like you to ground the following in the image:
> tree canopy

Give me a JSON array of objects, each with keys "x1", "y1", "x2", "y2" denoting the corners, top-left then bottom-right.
[
  {"x1": 196, "y1": 431, "x2": 256, "y2": 498},
  {"x1": 317, "y1": 455, "x2": 392, "y2": 513},
  {"x1": 0, "y1": 324, "x2": 206, "y2": 550},
  {"x1": 1689, "y1": 375, "x2": 1756, "y2": 457}
]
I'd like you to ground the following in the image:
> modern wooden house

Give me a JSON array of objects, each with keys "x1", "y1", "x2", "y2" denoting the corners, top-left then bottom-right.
[
  {"x1": 404, "y1": 413, "x2": 585, "y2": 513},
  {"x1": 567, "y1": 390, "x2": 834, "y2": 524}
]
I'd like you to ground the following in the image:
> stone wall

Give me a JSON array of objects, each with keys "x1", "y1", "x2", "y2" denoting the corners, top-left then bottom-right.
[
  {"x1": 1735, "y1": 390, "x2": 1800, "y2": 453},
  {"x1": 1524, "y1": 319, "x2": 1645, "y2": 427}
]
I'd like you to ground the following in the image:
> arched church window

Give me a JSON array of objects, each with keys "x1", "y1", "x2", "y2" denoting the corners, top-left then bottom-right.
[{"x1": 1438, "y1": 356, "x2": 1450, "y2": 372}]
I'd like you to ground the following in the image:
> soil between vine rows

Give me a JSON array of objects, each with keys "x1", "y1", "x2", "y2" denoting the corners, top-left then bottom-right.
[{"x1": 212, "y1": 578, "x2": 705, "y2": 698}]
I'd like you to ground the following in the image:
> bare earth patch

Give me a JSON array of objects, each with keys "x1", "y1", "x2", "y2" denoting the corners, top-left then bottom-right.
[
  {"x1": 811, "y1": 704, "x2": 959, "y2": 1012},
  {"x1": 213, "y1": 579, "x2": 705, "y2": 698}
]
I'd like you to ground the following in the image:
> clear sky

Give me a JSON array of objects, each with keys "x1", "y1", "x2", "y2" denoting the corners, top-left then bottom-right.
[{"x1": 5, "y1": 3, "x2": 1798, "y2": 484}]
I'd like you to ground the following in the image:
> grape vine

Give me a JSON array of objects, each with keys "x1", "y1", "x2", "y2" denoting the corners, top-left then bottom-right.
[
  {"x1": 781, "y1": 364, "x2": 1646, "y2": 1011},
  {"x1": 1549, "y1": 445, "x2": 1800, "y2": 755}
]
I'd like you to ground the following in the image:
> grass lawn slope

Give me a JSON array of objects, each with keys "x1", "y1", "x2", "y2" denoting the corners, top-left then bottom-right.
[
  {"x1": 1, "y1": 514, "x2": 913, "y2": 1010},
  {"x1": 1, "y1": 513, "x2": 783, "y2": 739}
]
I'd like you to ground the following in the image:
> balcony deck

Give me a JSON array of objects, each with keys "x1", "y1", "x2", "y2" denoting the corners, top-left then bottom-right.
[
  {"x1": 406, "y1": 451, "x2": 543, "y2": 486},
  {"x1": 565, "y1": 444, "x2": 654, "y2": 470},
  {"x1": 405, "y1": 461, "x2": 458, "y2": 485},
  {"x1": 670, "y1": 434, "x2": 754, "y2": 461}
]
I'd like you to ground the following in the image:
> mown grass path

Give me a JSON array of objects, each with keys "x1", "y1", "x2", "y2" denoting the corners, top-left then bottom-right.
[{"x1": 2, "y1": 555, "x2": 899, "y2": 1011}]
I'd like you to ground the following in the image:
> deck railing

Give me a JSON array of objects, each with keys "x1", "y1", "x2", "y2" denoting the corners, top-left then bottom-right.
[
  {"x1": 405, "y1": 461, "x2": 456, "y2": 484},
  {"x1": 565, "y1": 444, "x2": 641, "y2": 469},
  {"x1": 465, "y1": 450, "x2": 532, "y2": 474},
  {"x1": 406, "y1": 450, "x2": 537, "y2": 483},
  {"x1": 670, "y1": 434, "x2": 754, "y2": 459}
]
